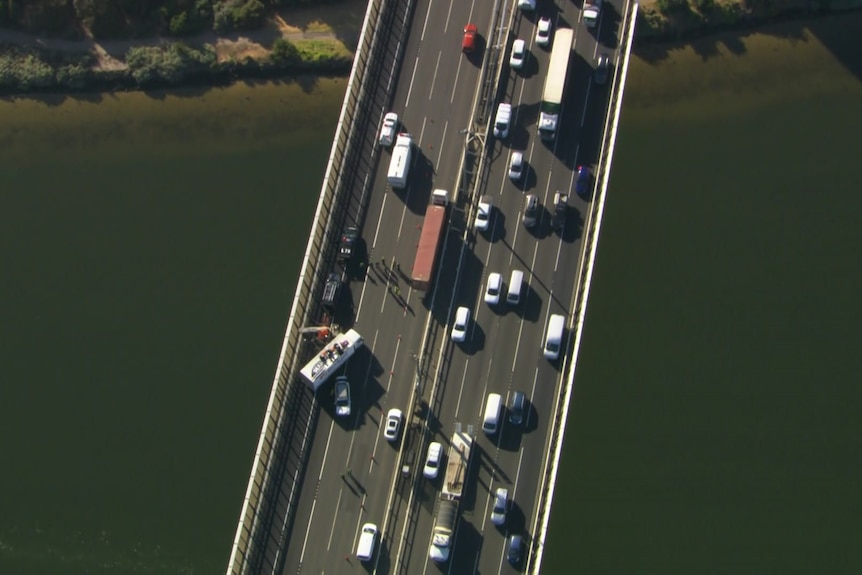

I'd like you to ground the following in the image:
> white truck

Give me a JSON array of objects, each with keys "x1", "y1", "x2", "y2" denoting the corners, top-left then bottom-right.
[
  {"x1": 429, "y1": 427, "x2": 473, "y2": 562},
  {"x1": 538, "y1": 28, "x2": 574, "y2": 141},
  {"x1": 583, "y1": 0, "x2": 602, "y2": 28},
  {"x1": 387, "y1": 133, "x2": 413, "y2": 189}
]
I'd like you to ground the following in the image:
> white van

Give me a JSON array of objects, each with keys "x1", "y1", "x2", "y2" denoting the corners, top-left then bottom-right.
[
  {"x1": 356, "y1": 523, "x2": 378, "y2": 562},
  {"x1": 507, "y1": 270, "x2": 524, "y2": 305},
  {"x1": 544, "y1": 314, "x2": 565, "y2": 360},
  {"x1": 482, "y1": 393, "x2": 503, "y2": 435}
]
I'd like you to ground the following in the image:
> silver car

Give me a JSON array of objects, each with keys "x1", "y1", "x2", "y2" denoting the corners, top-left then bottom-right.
[
  {"x1": 508, "y1": 151, "x2": 525, "y2": 181},
  {"x1": 334, "y1": 376, "x2": 351, "y2": 417},
  {"x1": 491, "y1": 487, "x2": 508, "y2": 526}
]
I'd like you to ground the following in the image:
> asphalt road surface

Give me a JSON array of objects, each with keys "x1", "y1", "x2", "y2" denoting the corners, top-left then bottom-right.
[{"x1": 276, "y1": 0, "x2": 628, "y2": 573}]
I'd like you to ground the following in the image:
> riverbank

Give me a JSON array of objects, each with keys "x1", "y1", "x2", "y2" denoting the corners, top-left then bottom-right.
[
  {"x1": 636, "y1": 0, "x2": 862, "y2": 43},
  {"x1": 1, "y1": 0, "x2": 860, "y2": 96},
  {"x1": 0, "y1": 1, "x2": 361, "y2": 95}
]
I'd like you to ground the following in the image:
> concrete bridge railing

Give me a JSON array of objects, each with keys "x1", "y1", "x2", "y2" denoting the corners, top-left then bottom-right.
[{"x1": 529, "y1": 2, "x2": 640, "y2": 573}]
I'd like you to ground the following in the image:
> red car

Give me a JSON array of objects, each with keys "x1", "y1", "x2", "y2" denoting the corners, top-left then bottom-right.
[{"x1": 462, "y1": 24, "x2": 478, "y2": 53}]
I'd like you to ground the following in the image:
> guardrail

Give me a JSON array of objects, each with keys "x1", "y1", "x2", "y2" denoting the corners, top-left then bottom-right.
[
  {"x1": 225, "y1": 0, "x2": 406, "y2": 572},
  {"x1": 529, "y1": 2, "x2": 640, "y2": 573}
]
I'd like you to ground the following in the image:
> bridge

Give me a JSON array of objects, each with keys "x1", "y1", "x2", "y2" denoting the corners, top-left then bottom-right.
[{"x1": 227, "y1": 0, "x2": 639, "y2": 573}]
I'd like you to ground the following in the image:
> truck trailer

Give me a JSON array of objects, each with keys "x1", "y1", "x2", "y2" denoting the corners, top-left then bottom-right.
[
  {"x1": 429, "y1": 427, "x2": 473, "y2": 562},
  {"x1": 538, "y1": 28, "x2": 574, "y2": 141},
  {"x1": 411, "y1": 189, "x2": 449, "y2": 291}
]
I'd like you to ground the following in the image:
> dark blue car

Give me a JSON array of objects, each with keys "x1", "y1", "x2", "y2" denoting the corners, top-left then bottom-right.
[
  {"x1": 507, "y1": 534, "x2": 523, "y2": 565},
  {"x1": 575, "y1": 165, "x2": 591, "y2": 197}
]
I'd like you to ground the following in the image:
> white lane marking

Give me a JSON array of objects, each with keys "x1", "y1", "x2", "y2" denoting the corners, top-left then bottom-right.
[
  {"x1": 326, "y1": 486, "x2": 345, "y2": 550},
  {"x1": 436, "y1": 121, "x2": 448, "y2": 168},
  {"x1": 453, "y1": 358, "x2": 470, "y2": 420},
  {"x1": 429, "y1": 51, "x2": 442, "y2": 100},
  {"x1": 298, "y1": 498, "x2": 317, "y2": 563},
  {"x1": 580, "y1": 78, "x2": 592, "y2": 128},
  {"x1": 405, "y1": 56, "x2": 420, "y2": 108},
  {"x1": 357, "y1": 191, "x2": 391, "y2": 323}
]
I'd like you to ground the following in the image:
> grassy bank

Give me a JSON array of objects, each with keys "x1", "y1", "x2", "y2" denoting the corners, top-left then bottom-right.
[
  {"x1": 637, "y1": 0, "x2": 862, "y2": 43},
  {"x1": 0, "y1": 36, "x2": 352, "y2": 95}
]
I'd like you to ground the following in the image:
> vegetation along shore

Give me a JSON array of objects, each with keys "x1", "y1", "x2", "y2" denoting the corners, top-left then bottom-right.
[{"x1": 0, "y1": 0, "x2": 860, "y2": 95}]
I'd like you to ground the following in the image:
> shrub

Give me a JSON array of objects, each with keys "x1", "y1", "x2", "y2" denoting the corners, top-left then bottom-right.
[
  {"x1": 56, "y1": 63, "x2": 91, "y2": 89},
  {"x1": 125, "y1": 43, "x2": 217, "y2": 85},
  {"x1": 657, "y1": 0, "x2": 691, "y2": 14},
  {"x1": 693, "y1": 0, "x2": 715, "y2": 12},
  {"x1": 169, "y1": 11, "x2": 191, "y2": 35},
  {"x1": 213, "y1": 0, "x2": 266, "y2": 34},
  {"x1": 270, "y1": 38, "x2": 300, "y2": 64}
]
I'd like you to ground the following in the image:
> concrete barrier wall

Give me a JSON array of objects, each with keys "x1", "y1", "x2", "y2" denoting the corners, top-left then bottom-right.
[
  {"x1": 529, "y1": 2, "x2": 640, "y2": 573},
  {"x1": 225, "y1": 0, "x2": 395, "y2": 572}
]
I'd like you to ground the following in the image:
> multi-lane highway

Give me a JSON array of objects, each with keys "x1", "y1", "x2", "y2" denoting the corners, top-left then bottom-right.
[{"x1": 273, "y1": 0, "x2": 628, "y2": 573}]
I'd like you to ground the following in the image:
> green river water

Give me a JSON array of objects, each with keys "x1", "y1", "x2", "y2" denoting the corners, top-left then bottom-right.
[{"x1": 0, "y1": 13, "x2": 860, "y2": 575}]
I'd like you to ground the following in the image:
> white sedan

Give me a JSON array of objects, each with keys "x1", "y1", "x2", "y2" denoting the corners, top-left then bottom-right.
[
  {"x1": 383, "y1": 408, "x2": 403, "y2": 441},
  {"x1": 378, "y1": 112, "x2": 398, "y2": 147},
  {"x1": 484, "y1": 273, "x2": 502, "y2": 305},
  {"x1": 423, "y1": 441, "x2": 443, "y2": 479},
  {"x1": 451, "y1": 306, "x2": 470, "y2": 343},
  {"x1": 509, "y1": 38, "x2": 526, "y2": 69},
  {"x1": 475, "y1": 195, "x2": 493, "y2": 232},
  {"x1": 536, "y1": 17, "x2": 552, "y2": 47}
]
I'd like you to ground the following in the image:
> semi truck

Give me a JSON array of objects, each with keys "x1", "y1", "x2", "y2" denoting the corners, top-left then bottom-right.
[
  {"x1": 299, "y1": 329, "x2": 364, "y2": 392},
  {"x1": 411, "y1": 189, "x2": 449, "y2": 291},
  {"x1": 583, "y1": 0, "x2": 602, "y2": 28},
  {"x1": 429, "y1": 426, "x2": 473, "y2": 563},
  {"x1": 538, "y1": 28, "x2": 574, "y2": 141},
  {"x1": 387, "y1": 133, "x2": 413, "y2": 189}
]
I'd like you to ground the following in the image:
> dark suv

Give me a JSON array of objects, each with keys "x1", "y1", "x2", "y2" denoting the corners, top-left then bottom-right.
[{"x1": 338, "y1": 226, "x2": 359, "y2": 263}]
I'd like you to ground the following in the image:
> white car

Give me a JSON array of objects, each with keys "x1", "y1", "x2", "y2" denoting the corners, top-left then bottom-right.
[
  {"x1": 378, "y1": 112, "x2": 398, "y2": 147},
  {"x1": 475, "y1": 195, "x2": 492, "y2": 231},
  {"x1": 423, "y1": 441, "x2": 443, "y2": 479},
  {"x1": 383, "y1": 408, "x2": 403, "y2": 441},
  {"x1": 517, "y1": 0, "x2": 536, "y2": 10},
  {"x1": 484, "y1": 272, "x2": 502, "y2": 305},
  {"x1": 493, "y1": 102, "x2": 512, "y2": 139},
  {"x1": 491, "y1": 487, "x2": 508, "y2": 526},
  {"x1": 451, "y1": 306, "x2": 470, "y2": 342},
  {"x1": 508, "y1": 151, "x2": 525, "y2": 181},
  {"x1": 334, "y1": 376, "x2": 351, "y2": 417},
  {"x1": 536, "y1": 17, "x2": 552, "y2": 47},
  {"x1": 509, "y1": 38, "x2": 526, "y2": 69}
]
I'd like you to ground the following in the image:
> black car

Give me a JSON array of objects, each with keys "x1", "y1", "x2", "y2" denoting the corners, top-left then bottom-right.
[
  {"x1": 338, "y1": 226, "x2": 359, "y2": 263},
  {"x1": 594, "y1": 53, "x2": 610, "y2": 85},
  {"x1": 508, "y1": 391, "x2": 527, "y2": 426},
  {"x1": 551, "y1": 191, "x2": 568, "y2": 231}
]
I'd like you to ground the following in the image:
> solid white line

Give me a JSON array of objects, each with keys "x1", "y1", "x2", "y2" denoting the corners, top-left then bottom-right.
[
  {"x1": 436, "y1": 121, "x2": 448, "y2": 168},
  {"x1": 326, "y1": 486, "x2": 345, "y2": 550},
  {"x1": 429, "y1": 51, "x2": 442, "y2": 100},
  {"x1": 453, "y1": 358, "x2": 470, "y2": 420},
  {"x1": 298, "y1": 498, "x2": 317, "y2": 563},
  {"x1": 405, "y1": 56, "x2": 420, "y2": 109},
  {"x1": 580, "y1": 79, "x2": 592, "y2": 127}
]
